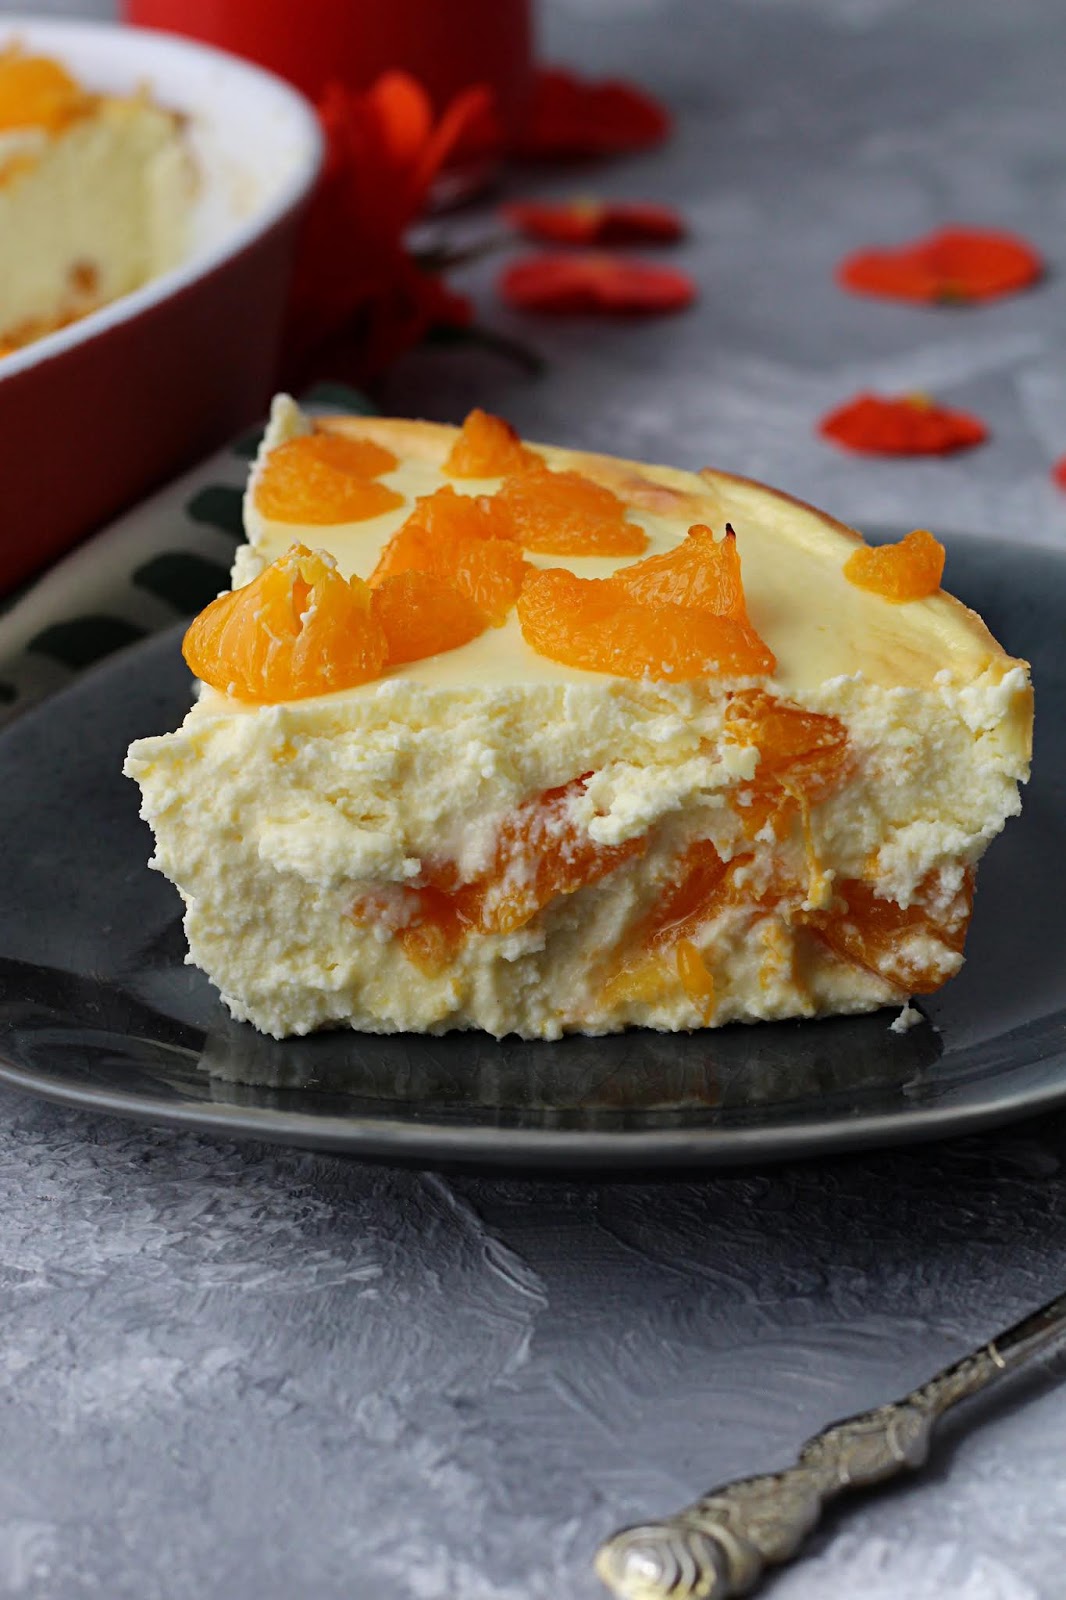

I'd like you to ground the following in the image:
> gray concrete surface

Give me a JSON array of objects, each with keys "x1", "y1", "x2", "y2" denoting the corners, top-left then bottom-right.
[{"x1": 4, "y1": 2, "x2": 1066, "y2": 1597}]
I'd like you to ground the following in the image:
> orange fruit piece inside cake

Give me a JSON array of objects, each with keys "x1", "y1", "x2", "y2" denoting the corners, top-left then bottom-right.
[{"x1": 124, "y1": 395, "x2": 1033, "y2": 1042}]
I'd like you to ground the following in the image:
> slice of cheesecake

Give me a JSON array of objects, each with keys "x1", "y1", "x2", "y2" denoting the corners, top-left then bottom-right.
[
  {"x1": 124, "y1": 396, "x2": 1033, "y2": 1041},
  {"x1": 0, "y1": 50, "x2": 191, "y2": 354}
]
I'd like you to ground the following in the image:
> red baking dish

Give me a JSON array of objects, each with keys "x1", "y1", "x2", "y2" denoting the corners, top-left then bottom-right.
[{"x1": 0, "y1": 18, "x2": 322, "y2": 594}]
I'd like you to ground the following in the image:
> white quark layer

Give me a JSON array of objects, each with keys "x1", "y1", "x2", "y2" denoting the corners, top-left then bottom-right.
[{"x1": 125, "y1": 661, "x2": 1028, "y2": 1040}]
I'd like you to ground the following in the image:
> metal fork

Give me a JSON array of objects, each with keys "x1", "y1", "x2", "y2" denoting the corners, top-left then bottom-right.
[{"x1": 596, "y1": 1289, "x2": 1066, "y2": 1600}]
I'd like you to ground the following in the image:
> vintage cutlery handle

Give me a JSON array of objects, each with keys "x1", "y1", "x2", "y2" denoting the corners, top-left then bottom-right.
[{"x1": 596, "y1": 1290, "x2": 1066, "y2": 1600}]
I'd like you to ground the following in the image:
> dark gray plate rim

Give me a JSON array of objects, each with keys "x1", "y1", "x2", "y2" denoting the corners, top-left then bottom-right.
[
  {"x1": 1, "y1": 525, "x2": 1062, "y2": 1169},
  {"x1": 3, "y1": 1053, "x2": 1066, "y2": 1169}
]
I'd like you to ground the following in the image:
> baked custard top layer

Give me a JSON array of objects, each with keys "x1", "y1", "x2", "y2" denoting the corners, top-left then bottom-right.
[{"x1": 233, "y1": 397, "x2": 1026, "y2": 704}]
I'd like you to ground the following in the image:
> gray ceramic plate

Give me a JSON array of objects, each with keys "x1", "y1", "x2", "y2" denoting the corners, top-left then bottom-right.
[{"x1": 0, "y1": 532, "x2": 1061, "y2": 1169}]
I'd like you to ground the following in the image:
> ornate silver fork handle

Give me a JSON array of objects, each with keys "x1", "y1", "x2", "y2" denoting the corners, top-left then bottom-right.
[{"x1": 596, "y1": 1289, "x2": 1066, "y2": 1600}]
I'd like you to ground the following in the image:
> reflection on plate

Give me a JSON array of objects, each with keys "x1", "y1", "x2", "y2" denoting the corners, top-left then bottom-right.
[{"x1": 0, "y1": 533, "x2": 1062, "y2": 1169}]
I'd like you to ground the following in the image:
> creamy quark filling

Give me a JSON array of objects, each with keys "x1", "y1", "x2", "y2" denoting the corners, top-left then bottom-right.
[
  {"x1": 128, "y1": 657, "x2": 1024, "y2": 1039},
  {"x1": 124, "y1": 397, "x2": 1032, "y2": 1041}
]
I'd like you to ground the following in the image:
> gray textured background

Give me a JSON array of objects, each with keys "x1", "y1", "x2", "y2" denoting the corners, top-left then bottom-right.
[{"x1": 5, "y1": 2, "x2": 1066, "y2": 1597}]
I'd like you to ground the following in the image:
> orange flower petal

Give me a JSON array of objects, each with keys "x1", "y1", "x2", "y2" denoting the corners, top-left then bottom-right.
[
  {"x1": 837, "y1": 226, "x2": 1043, "y2": 305},
  {"x1": 364, "y1": 71, "x2": 433, "y2": 186},
  {"x1": 500, "y1": 253, "x2": 696, "y2": 315},
  {"x1": 502, "y1": 198, "x2": 684, "y2": 246},
  {"x1": 819, "y1": 393, "x2": 987, "y2": 455},
  {"x1": 843, "y1": 529, "x2": 946, "y2": 602},
  {"x1": 282, "y1": 71, "x2": 482, "y2": 382},
  {"x1": 514, "y1": 66, "x2": 671, "y2": 160},
  {"x1": 1053, "y1": 457, "x2": 1066, "y2": 492}
]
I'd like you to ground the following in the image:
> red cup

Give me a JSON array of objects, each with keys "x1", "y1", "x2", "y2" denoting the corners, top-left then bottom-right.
[{"x1": 124, "y1": 0, "x2": 533, "y2": 137}]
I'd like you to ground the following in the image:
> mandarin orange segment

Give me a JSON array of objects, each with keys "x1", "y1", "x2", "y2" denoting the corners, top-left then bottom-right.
[
  {"x1": 182, "y1": 544, "x2": 387, "y2": 702},
  {"x1": 725, "y1": 690, "x2": 850, "y2": 839},
  {"x1": 310, "y1": 428, "x2": 398, "y2": 478},
  {"x1": 364, "y1": 776, "x2": 646, "y2": 966},
  {"x1": 398, "y1": 889, "x2": 467, "y2": 976},
  {"x1": 442, "y1": 408, "x2": 540, "y2": 478},
  {"x1": 0, "y1": 54, "x2": 87, "y2": 132},
  {"x1": 843, "y1": 527, "x2": 945, "y2": 601},
  {"x1": 808, "y1": 871, "x2": 973, "y2": 992},
  {"x1": 517, "y1": 568, "x2": 776, "y2": 681},
  {"x1": 675, "y1": 939, "x2": 716, "y2": 1020},
  {"x1": 370, "y1": 518, "x2": 530, "y2": 625},
  {"x1": 372, "y1": 570, "x2": 488, "y2": 665},
  {"x1": 494, "y1": 464, "x2": 648, "y2": 555},
  {"x1": 601, "y1": 956, "x2": 674, "y2": 1008},
  {"x1": 642, "y1": 840, "x2": 732, "y2": 947},
  {"x1": 395, "y1": 484, "x2": 516, "y2": 545},
  {"x1": 727, "y1": 690, "x2": 850, "y2": 794},
  {"x1": 367, "y1": 522, "x2": 428, "y2": 587},
  {"x1": 254, "y1": 433, "x2": 404, "y2": 524},
  {"x1": 472, "y1": 777, "x2": 645, "y2": 935},
  {"x1": 613, "y1": 523, "x2": 749, "y2": 619},
  {"x1": 601, "y1": 841, "x2": 735, "y2": 1008}
]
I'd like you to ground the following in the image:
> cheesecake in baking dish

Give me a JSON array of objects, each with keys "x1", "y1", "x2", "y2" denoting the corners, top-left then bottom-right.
[
  {"x1": 124, "y1": 397, "x2": 1033, "y2": 1040},
  {"x1": 0, "y1": 50, "x2": 190, "y2": 355}
]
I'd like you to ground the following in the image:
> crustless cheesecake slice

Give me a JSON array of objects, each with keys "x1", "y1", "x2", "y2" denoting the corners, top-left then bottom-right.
[{"x1": 125, "y1": 397, "x2": 1033, "y2": 1040}]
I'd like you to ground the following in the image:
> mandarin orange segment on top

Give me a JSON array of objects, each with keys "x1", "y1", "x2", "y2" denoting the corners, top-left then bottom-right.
[
  {"x1": 517, "y1": 568, "x2": 776, "y2": 681},
  {"x1": 254, "y1": 432, "x2": 403, "y2": 524},
  {"x1": 0, "y1": 54, "x2": 87, "y2": 132},
  {"x1": 493, "y1": 463, "x2": 648, "y2": 555},
  {"x1": 396, "y1": 484, "x2": 515, "y2": 545},
  {"x1": 370, "y1": 497, "x2": 530, "y2": 625},
  {"x1": 613, "y1": 523, "x2": 749, "y2": 619},
  {"x1": 442, "y1": 408, "x2": 541, "y2": 478},
  {"x1": 372, "y1": 570, "x2": 488, "y2": 665},
  {"x1": 843, "y1": 527, "x2": 945, "y2": 601},
  {"x1": 309, "y1": 428, "x2": 398, "y2": 479},
  {"x1": 182, "y1": 544, "x2": 387, "y2": 702}
]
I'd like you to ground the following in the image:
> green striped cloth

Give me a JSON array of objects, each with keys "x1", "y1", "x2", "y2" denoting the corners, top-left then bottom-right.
[{"x1": 0, "y1": 384, "x2": 373, "y2": 728}]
